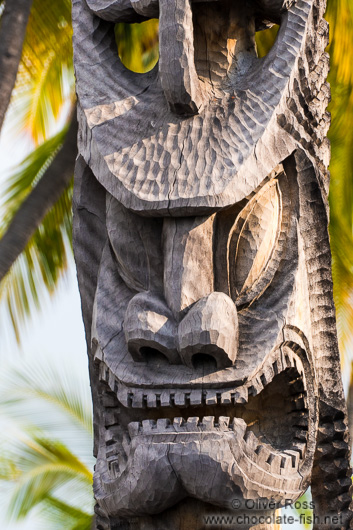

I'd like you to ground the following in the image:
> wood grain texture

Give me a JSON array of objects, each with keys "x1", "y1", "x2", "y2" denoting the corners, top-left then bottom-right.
[{"x1": 72, "y1": 0, "x2": 353, "y2": 527}]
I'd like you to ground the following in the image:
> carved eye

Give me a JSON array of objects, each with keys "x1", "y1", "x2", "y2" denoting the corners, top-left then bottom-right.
[
  {"x1": 106, "y1": 195, "x2": 164, "y2": 293},
  {"x1": 228, "y1": 178, "x2": 283, "y2": 306}
]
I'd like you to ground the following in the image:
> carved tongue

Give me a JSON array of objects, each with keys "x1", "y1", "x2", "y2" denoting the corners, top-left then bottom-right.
[{"x1": 159, "y1": 0, "x2": 203, "y2": 115}]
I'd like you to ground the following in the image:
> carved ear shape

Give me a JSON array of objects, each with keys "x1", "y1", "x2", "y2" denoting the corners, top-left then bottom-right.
[{"x1": 228, "y1": 174, "x2": 291, "y2": 306}]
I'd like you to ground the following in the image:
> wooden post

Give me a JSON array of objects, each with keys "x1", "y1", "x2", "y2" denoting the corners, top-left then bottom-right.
[{"x1": 72, "y1": 0, "x2": 353, "y2": 528}]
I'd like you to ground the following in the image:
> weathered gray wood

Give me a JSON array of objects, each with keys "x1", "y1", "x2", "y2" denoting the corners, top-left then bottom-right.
[{"x1": 72, "y1": 0, "x2": 353, "y2": 528}]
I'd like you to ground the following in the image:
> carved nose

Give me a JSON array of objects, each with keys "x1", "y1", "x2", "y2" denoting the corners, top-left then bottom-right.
[
  {"x1": 178, "y1": 292, "x2": 238, "y2": 369},
  {"x1": 124, "y1": 291, "x2": 238, "y2": 369}
]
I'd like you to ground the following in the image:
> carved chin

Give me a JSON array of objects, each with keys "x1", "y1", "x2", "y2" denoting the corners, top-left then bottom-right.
[{"x1": 94, "y1": 346, "x2": 317, "y2": 518}]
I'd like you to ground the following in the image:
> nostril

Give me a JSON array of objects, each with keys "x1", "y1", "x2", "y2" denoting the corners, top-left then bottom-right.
[
  {"x1": 192, "y1": 353, "x2": 217, "y2": 371},
  {"x1": 140, "y1": 347, "x2": 170, "y2": 365},
  {"x1": 124, "y1": 292, "x2": 181, "y2": 364},
  {"x1": 177, "y1": 292, "x2": 239, "y2": 369}
]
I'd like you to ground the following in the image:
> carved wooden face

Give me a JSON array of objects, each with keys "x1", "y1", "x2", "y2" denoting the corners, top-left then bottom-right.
[
  {"x1": 72, "y1": 0, "x2": 340, "y2": 521},
  {"x1": 88, "y1": 162, "x2": 318, "y2": 517}
]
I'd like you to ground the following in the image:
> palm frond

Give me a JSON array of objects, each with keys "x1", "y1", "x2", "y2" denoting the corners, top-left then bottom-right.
[
  {"x1": 326, "y1": 0, "x2": 353, "y2": 87},
  {"x1": 1, "y1": 126, "x2": 68, "y2": 220},
  {"x1": 2, "y1": 431, "x2": 92, "y2": 520},
  {"x1": 0, "y1": 360, "x2": 93, "y2": 434},
  {"x1": 40, "y1": 496, "x2": 93, "y2": 530},
  {"x1": 326, "y1": 1, "x2": 353, "y2": 370},
  {"x1": 0, "y1": 126, "x2": 73, "y2": 343},
  {"x1": 11, "y1": 0, "x2": 74, "y2": 143}
]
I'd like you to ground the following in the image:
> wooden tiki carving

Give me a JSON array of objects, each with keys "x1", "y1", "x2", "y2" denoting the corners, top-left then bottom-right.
[{"x1": 72, "y1": 0, "x2": 353, "y2": 528}]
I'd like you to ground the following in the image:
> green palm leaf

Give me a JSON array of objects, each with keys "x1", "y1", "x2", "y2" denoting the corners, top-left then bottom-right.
[
  {"x1": 326, "y1": 2, "x2": 353, "y2": 370},
  {"x1": 0, "y1": 361, "x2": 93, "y2": 434},
  {"x1": 0, "y1": 126, "x2": 73, "y2": 343},
  {"x1": 12, "y1": 0, "x2": 74, "y2": 144},
  {"x1": 3, "y1": 431, "x2": 92, "y2": 520},
  {"x1": 40, "y1": 496, "x2": 93, "y2": 530},
  {"x1": 0, "y1": 358, "x2": 94, "y2": 526}
]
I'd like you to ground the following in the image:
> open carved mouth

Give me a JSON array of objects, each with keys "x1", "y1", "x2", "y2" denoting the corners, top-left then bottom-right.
[{"x1": 101, "y1": 345, "x2": 314, "y2": 487}]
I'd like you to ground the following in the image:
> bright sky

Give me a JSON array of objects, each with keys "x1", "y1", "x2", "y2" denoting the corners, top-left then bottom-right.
[
  {"x1": 0, "y1": 265, "x2": 89, "y2": 529},
  {"x1": 0, "y1": 108, "x2": 89, "y2": 528}
]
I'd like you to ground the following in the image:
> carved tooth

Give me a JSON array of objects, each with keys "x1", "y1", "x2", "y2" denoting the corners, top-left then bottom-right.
[
  {"x1": 280, "y1": 454, "x2": 293, "y2": 474},
  {"x1": 122, "y1": 433, "x2": 131, "y2": 456},
  {"x1": 263, "y1": 364, "x2": 275, "y2": 384},
  {"x1": 280, "y1": 353, "x2": 289, "y2": 372},
  {"x1": 218, "y1": 416, "x2": 230, "y2": 430},
  {"x1": 146, "y1": 393, "x2": 157, "y2": 408},
  {"x1": 231, "y1": 418, "x2": 247, "y2": 437},
  {"x1": 105, "y1": 429, "x2": 116, "y2": 444},
  {"x1": 202, "y1": 416, "x2": 215, "y2": 429},
  {"x1": 284, "y1": 353, "x2": 294, "y2": 368},
  {"x1": 284, "y1": 450, "x2": 300, "y2": 469},
  {"x1": 266, "y1": 453, "x2": 282, "y2": 474},
  {"x1": 186, "y1": 417, "x2": 200, "y2": 430},
  {"x1": 105, "y1": 410, "x2": 119, "y2": 427},
  {"x1": 295, "y1": 358, "x2": 304, "y2": 375},
  {"x1": 108, "y1": 371, "x2": 116, "y2": 391},
  {"x1": 252, "y1": 377, "x2": 264, "y2": 395},
  {"x1": 156, "y1": 418, "x2": 171, "y2": 431},
  {"x1": 102, "y1": 392, "x2": 117, "y2": 408},
  {"x1": 292, "y1": 441, "x2": 306, "y2": 459},
  {"x1": 132, "y1": 391, "x2": 144, "y2": 408},
  {"x1": 205, "y1": 391, "x2": 217, "y2": 405},
  {"x1": 233, "y1": 387, "x2": 248, "y2": 404},
  {"x1": 260, "y1": 373, "x2": 267, "y2": 387},
  {"x1": 106, "y1": 443, "x2": 119, "y2": 459},
  {"x1": 108, "y1": 458, "x2": 119, "y2": 477},
  {"x1": 173, "y1": 417, "x2": 185, "y2": 431},
  {"x1": 117, "y1": 388, "x2": 129, "y2": 408},
  {"x1": 99, "y1": 363, "x2": 109, "y2": 382},
  {"x1": 142, "y1": 420, "x2": 156, "y2": 433},
  {"x1": 189, "y1": 390, "x2": 202, "y2": 405},
  {"x1": 247, "y1": 385, "x2": 256, "y2": 396},
  {"x1": 272, "y1": 360, "x2": 279, "y2": 376},
  {"x1": 174, "y1": 392, "x2": 186, "y2": 407},
  {"x1": 160, "y1": 391, "x2": 171, "y2": 407},
  {"x1": 220, "y1": 391, "x2": 232, "y2": 405},
  {"x1": 254, "y1": 445, "x2": 272, "y2": 468},
  {"x1": 94, "y1": 345, "x2": 103, "y2": 361},
  {"x1": 243, "y1": 430, "x2": 258, "y2": 451},
  {"x1": 128, "y1": 422, "x2": 141, "y2": 437}
]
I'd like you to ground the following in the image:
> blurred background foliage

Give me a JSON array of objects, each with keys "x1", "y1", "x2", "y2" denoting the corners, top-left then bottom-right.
[
  {"x1": 0, "y1": 0, "x2": 352, "y2": 526},
  {"x1": 0, "y1": 358, "x2": 94, "y2": 528}
]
